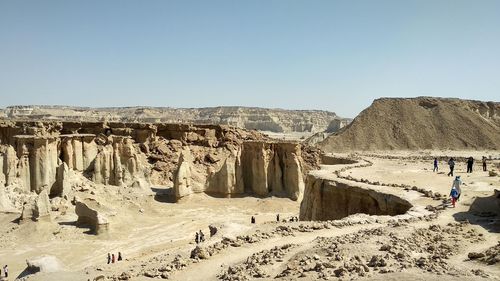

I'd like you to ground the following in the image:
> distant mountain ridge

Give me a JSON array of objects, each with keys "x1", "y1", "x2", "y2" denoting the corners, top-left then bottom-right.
[
  {"x1": 318, "y1": 97, "x2": 500, "y2": 151},
  {"x1": 1, "y1": 105, "x2": 350, "y2": 133}
]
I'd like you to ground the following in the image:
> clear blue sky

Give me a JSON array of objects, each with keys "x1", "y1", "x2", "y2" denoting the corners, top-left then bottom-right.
[{"x1": 0, "y1": 0, "x2": 499, "y2": 117}]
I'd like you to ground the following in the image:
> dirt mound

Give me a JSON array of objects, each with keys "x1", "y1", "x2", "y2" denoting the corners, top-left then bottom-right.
[{"x1": 319, "y1": 97, "x2": 500, "y2": 151}]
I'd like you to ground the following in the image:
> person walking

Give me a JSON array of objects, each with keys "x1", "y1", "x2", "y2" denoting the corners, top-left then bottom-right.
[
  {"x1": 107, "y1": 253, "x2": 111, "y2": 264},
  {"x1": 433, "y1": 158, "x2": 438, "y2": 172},
  {"x1": 118, "y1": 252, "x2": 123, "y2": 261},
  {"x1": 447, "y1": 158, "x2": 455, "y2": 176},
  {"x1": 466, "y1": 157, "x2": 474, "y2": 173},
  {"x1": 452, "y1": 176, "x2": 462, "y2": 201},
  {"x1": 195, "y1": 232, "x2": 199, "y2": 244},
  {"x1": 251, "y1": 216, "x2": 255, "y2": 224},
  {"x1": 276, "y1": 214, "x2": 280, "y2": 222},
  {"x1": 112, "y1": 253, "x2": 116, "y2": 264},
  {"x1": 482, "y1": 156, "x2": 487, "y2": 171},
  {"x1": 450, "y1": 186, "x2": 459, "y2": 208},
  {"x1": 3, "y1": 265, "x2": 7, "y2": 278}
]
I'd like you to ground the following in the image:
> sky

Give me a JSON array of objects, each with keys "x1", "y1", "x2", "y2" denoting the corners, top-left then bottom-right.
[{"x1": 0, "y1": 0, "x2": 499, "y2": 117}]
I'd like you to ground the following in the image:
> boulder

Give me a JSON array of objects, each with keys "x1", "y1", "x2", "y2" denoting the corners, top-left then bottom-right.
[
  {"x1": 19, "y1": 189, "x2": 51, "y2": 222},
  {"x1": 74, "y1": 197, "x2": 110, "y2": 235},
  {"x1": 26, "y1": 255, "x2": 64, "y2": 273}
]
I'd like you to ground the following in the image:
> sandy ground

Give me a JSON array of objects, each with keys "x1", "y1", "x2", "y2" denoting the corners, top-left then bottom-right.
[{"x1": 0, "y1": 151, "x2": 498, "y2": 281}]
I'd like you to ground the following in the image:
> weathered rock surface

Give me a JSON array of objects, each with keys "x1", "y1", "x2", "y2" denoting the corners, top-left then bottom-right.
[
  {"x1": 3, "y1": 105, "x2": 349, "y2": 133},
  {"x1": 300, "y1": 174, "x2": 412, "y2": 221},
  {"x1": 19, "y1": 189, "x2": 51, "y2": 222},
  {"x1": 26, "y1": 255, "x2": 65, "y2": 274},
  {"x1": 74, "y1": 197, "x2": 110, "y2": 235}
]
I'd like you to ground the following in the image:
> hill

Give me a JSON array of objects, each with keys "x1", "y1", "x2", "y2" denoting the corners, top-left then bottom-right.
[{"x1": 318, "y1": 97, "x2": 500, "y2": 151}]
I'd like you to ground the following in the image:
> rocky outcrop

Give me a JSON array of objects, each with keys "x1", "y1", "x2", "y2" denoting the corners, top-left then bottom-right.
[
  {"x1": 174, "y1": 141, "x2": 307, "y2": 201},
  {"x1": 26, "y1": 255, "x2": 65, "y2": 274},
  {"x1": 0, "y1": 121, "x2": 319, "y2": 212},
  {"x1": 300, "y1": 174, "x2": 412, "y2": 221},
  {"x1": 3, "y1": 105, "x2": 350, "y2": 133},
  {"x1": 20, "y1": 189, "x2": 51, "y2": 222},
  {"x1": 74, "y1": 197, "x2": 110, "y2": 235}
]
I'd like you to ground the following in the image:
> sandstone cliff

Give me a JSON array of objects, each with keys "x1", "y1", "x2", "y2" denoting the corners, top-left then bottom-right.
[
  {"x1": 319, "y1": 97, "x2": 500, "y2": 151},
  {"x1": 3, "y1": 105, "x2": 349, "y2": 133},
  {"x1": 0, "y1": 121, "x2": 320, "y2": 216}
]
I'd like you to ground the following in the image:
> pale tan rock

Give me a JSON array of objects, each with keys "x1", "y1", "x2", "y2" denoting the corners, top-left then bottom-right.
[{"x1": 74, "y1": 197, "x2": 110, "y2": 235}]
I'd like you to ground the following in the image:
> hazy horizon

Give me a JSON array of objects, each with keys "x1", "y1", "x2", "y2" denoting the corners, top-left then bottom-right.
[{"x1": 1, "y1": 0, "x2": 499, "y2": 117}]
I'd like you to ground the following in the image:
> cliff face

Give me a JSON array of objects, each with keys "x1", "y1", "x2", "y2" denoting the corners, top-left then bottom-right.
[
  {"x1": 319, "y1": 97, "x2": 500, "y2": 151},
  {"x1": 3, "y1": 105, "x2": 348, "y2": 133},
  {"x1": 0, "y1": 121, "x2": 319, "y2": 209},
  {"x1": 174, "y1": 141, "x2": 306, "y2": 201},
  {"x1": 299, "y1": 174, "x2": 412, "y2": 221}
]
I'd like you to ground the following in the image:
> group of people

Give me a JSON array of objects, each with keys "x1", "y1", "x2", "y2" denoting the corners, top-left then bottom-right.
[
  {"x1": 0, "y1": 265, "x2": 8, "y2": 278},
  {"x1": 107, "y1": 252, "x2": 123, "y2": 264},
  {"x1": 433, "y1": 156, "x2": 489, "y2": 208},
  {"x1": 434, "y1": 156, "x2": 488, "y2": 177},
  {"x1": 195, "y1": 230, "x2": 205, "y2": 244}
]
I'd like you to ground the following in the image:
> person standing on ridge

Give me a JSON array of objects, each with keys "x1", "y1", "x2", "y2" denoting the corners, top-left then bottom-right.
[
  {"x1": 447, "y1": 158, "x2": 455, "y2": 176},
  {"x1": 276, "y1": 214, "x2": 280, "y2": 222},
  {"x1": 466, "y1": 157, "x2": 474, "y2": 173},
  {"x1": 433, "y1": 158, "x2": 438, "y2": 172}
]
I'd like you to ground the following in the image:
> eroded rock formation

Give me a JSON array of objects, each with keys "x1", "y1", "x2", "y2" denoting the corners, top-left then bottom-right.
[
  {"x1": 74, "y1": 197, "x2": 111, "y2": 235},
  {"x1": 0, "y1": 121, "x2": 319, "y2": 215},
  {"x1": 3, "y1": 105, "x2": 350, "y2": 133},
  {"x1": 300, "y1": 174, "x2": 412, "y2": 221}
]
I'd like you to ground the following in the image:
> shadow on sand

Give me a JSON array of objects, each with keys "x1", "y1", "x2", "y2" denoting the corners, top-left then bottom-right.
[
  {"x1": 151, "y1": 186, "x2": 176, "y2": 203},
  {"x1": 452, "y1": 191, "x2": 500, "y2": 233}
]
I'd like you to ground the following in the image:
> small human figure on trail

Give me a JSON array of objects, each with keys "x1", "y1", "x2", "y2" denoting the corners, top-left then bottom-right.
[
  {"x1": 447, "y1": 158, "x2": 455, "y2": 176},
  {"x1": 107, "y1": 253, "x2": 111, "y2": 264},
  {"x1": 195, "y1": 232, "x2": 199, "y2": 244},
  {"x1": 118, "y1": 252, "x2": 123, "y2": 261},
  {"x1": 276, "y1": 214, "x2": 280, "y2": 222},
  {"x1": 482, "y1": 156, "x2": 487, "y2": 171},
  {"x1": 251, "y1": 216, "x2": 256, "y2": 224},
  {"x1": 450, "y1": 186, "x2": 459, "y2": 208},
  {"x1": 112, "y1": 253, "x2": 116, "y2": 264},
  {"x1": 466, "y1": 157, "x2": 474, "y2": 173},
  {"x1": 3, "y1": 265, "x2": 8, "y2": 278},
  {"x1": 433, "y1": 158, "x2": 438, "y2": 172},
  {"x1": 452, "y1": 176, "x2": 462, "y2": 201},
  {"x1": 199, "y1": 230, "x2": 205, "y2": 242}
]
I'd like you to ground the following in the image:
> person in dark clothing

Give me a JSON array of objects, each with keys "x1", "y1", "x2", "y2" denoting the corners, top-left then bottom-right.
[
  {"x1": 466, "y1": 157, "x2": 474, "y2": 173},
  {"x1": 447, "y1": 158, "x2": 455, "y2": 176},
  {"x1": 3, "y1": 265, "x2": 7, "y2": 278},
  {"x1": 107, "y1": 253, "x2": 111, "y2": 264},
  {"x1": 482, "y1": 156, "x2": 487, "y2": 171},
  {"x1": 199, "y1": 230, "x2": 205, "y2": 242},
  {"x1": 195, "y1": 232, "x2": 199, "y2": 244},
  {"x1": 251, "y1": 216, "x2": 256, "y2": 224},
  {"x1": 433, "y1": 158, "x2": 438, "y2": 172},
  {"x1": 276, "y1": 214, "x2": 280, "y2": 222},
  {"x1": 118, "y1": 252, "x2": 122, "y2": 261}
]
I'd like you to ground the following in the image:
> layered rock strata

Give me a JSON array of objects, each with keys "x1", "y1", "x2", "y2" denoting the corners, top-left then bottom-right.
[{"x1": 300, "y1": 174, "x2": 412, "y2": 221}]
